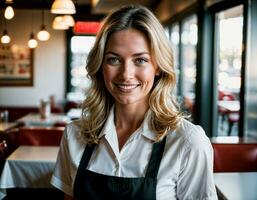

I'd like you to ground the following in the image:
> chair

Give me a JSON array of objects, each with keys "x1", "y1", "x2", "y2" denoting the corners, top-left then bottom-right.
[
  {"x1": 0, "y1": 128, "x2": 19, "y2": 157},
  {"x1": 18, "y1": 127, "x2": 65, "y2": 146},
  {"x1": 227, "y1": 111, "x2": 239, "y2": 136},
  {"x1": 218, "y1": 91, "x2": 239, "y2": 135},
  {"x1": 212, "y1": 143, "x2": 257, "y2": 172},
  {"x1": 0, "y1": 140, "x2": 8, "y2": 156},
  {"x1": 0, "y1": 140, "x2": 8, "y2": 172}
]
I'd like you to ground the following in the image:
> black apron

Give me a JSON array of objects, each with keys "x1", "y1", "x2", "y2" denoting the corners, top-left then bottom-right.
[{"x1": 73, "y1": 136, "x2": 166, "y2": 200}]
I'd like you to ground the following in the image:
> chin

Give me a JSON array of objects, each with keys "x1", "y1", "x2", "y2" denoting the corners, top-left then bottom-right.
[{"x1": 114, "y1": 96, "x2": 148, "y2": 106}]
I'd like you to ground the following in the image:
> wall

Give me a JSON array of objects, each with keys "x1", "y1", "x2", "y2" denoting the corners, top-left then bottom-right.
[{"x1": 0, "y1": 9, "x2": 66, "y2": 106}]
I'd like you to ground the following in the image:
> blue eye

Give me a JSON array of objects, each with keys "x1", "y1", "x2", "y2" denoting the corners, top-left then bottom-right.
[
  {"x1": 135, "y1": 58, "x2": 148, "y2": 65},
  {"x1": 107, "y1": 57, "x2": 121, "y2": 65}
]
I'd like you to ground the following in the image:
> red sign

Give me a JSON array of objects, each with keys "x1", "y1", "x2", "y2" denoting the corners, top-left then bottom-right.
[{"x1": 74, "y1": 21, "x2": 101, "y2": 35}]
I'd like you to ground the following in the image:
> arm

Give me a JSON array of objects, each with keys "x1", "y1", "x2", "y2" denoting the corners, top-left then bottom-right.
[{"x1": 177, "y1": 126, "x2": 218, "y2": 199}]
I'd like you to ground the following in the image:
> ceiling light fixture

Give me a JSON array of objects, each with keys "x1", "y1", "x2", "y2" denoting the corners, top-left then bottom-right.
[
  {"x1": 1, "y1": 19, "x2": 11, "y2": 44},
  {"x1": 63, "y1": 15, "x2": 75, "y2": 27},
  {"x1": 28, "y1": 32, "x2": 38, "y2": 48},
  {"x1": 52, "y1": 16, "x2": 69, "y2": 30},
  {"x1": 37, "y1": 8, "x2": 50, "y2": 41},
  {"x1": 4, "y1": 0, "x2": 15, "y2": 20},
  {"x1": 28, "y1": 11, "x2": 38, "y2": 48},
  {"x1": 1, "y1": 29, "x2": 11, "y2": 44},
  {"x1": 37, "y1": 25, "x2": 50, "y2": 41},
  {"x1": 51, "y1": 0, "x2": 76, "y2": 14}
]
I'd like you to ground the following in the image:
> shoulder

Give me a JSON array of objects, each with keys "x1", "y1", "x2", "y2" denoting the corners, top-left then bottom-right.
[
  {"x1": 166, "y1": 119, "x2": 212, "y2": 153},
  {"x1": 63, "y1": 120, "x2": 86, "y2": 154},
  {"x1": 64, "y1": 119, "x2": 81, "y2": 140}
]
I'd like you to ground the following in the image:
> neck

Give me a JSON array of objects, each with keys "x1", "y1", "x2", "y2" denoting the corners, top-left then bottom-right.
[
  {"x1": 115, "y1": 103, "x2": 149, "y2": 131},
  {"x1": 114, "y1": 102, "x2": 149, "y2": 151}
]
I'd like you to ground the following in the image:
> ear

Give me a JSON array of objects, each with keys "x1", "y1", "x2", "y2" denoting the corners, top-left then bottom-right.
[{"x1": 155, "y1": 68, "x2": 161, "y2": 76}]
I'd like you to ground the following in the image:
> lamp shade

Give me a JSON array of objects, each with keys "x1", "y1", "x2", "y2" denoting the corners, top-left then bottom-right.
[
  {"x1": 51, "y1": 0, "x2": 76, "y2": 14},
  {"x1": 63, "y1": 15, "x2": 75, "y2": 27},
  {"x1": 37, "y1": 25, "x2": 50, "y2": 41},
  {"x1": 4, "y1": 6, "x2": 14, "y2": 19},
  {"x1": 1, "y1": 30, "x2": 11, "y2": 44},
  {"x1": 28, "y1": 33, "x2": 38, "y2": 48},
  {"x1": 52, "y1": 16, "x2": 69, "y2": 30}
]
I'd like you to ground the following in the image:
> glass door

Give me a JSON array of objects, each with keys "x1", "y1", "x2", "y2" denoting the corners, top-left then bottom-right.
[{"x1": 215, "y1": 5, "x2": 243, "y2": 136}]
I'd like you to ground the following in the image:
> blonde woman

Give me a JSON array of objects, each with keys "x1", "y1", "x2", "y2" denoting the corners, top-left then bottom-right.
[{"x1": 51, "y1": 5, "x2": 217, "y2": 200}]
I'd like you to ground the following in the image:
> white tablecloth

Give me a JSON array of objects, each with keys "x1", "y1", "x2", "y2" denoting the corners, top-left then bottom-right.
[
  {"x1": 16, "y1": 113, "x2": 70, "y2": 127},
  {"x1": 214, "y1": 172, "x2": 257, "y2": 200},
  {"x1": 0, "y1": 146, "x2": 59, "y2": 198}
]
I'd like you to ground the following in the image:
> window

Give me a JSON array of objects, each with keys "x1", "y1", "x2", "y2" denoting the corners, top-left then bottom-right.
[
  {"x1": 181, "y1": 15, "x2": 198, "y2": 119},
  {"x1": 215, "y1": 5, "x2": 243, "y2": 136},
  {"x1": 170, "y1": 23, "x2": 180, "y2": 95},
  {"x1": 67, "y1": 36, "x2": 96, "y2": 102}
]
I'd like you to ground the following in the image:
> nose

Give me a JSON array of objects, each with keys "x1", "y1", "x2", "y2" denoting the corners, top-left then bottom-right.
[{"x1": 120, "y1": 61, "x2": 134, "y2": 80}]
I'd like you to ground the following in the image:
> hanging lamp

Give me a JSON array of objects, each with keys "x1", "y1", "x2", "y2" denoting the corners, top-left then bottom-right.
[
  {"x1": 28, "y1": 11, "x2": 38, "y2": 48},
  {"x1": 28, "y1": 32, "x2": 38, "y2": 48},
  {"x1": 1, "y1": 29, "x2": 11, "y2": 44},
  {"x1": 37, "y1": 8, "x2": 50, "y2": 41},
  {"x1": 4, "y1": 6, "x2": 14, "y2": 19},
  {"x1": 1, "y1": 19, "x2": 11, "y2": 44},
  {"x1": 52, "y1": 16, "x2": 69, "y2": 30},
  {"x1": 51, "y1": 0, "x2": 76, "y2": 14},
  {"x1": 63, "y1": 15, "x2": 75, "y2": 27}
]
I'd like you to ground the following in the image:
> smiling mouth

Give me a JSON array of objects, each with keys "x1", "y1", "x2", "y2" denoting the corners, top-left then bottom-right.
[{"x1": 115, "y1": 84, "x2": 140, "y2": 91}]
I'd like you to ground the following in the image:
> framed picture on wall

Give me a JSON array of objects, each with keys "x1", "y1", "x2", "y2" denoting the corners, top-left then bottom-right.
[{"x1": 0, "y1": 44, "x2": 33, "y2": 86}]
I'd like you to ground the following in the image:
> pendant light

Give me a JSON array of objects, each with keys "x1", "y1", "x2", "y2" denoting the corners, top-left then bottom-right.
[
  {"x1": 4, "y1": 0, "x2": 15, "y2": 20},
  {"x1": 1, "y1": 30, "x2": 11, "y2": 44},
  {"x1": 63, "y1": 15, "x2": 75, "y2": 27},
  {"x1": 37, "y1": 7, "x2": 50, "y2": 41},
  {"x1": 28, "y1": 11, "x2": 38, "y2": 48},
  {"x1": 28, "y1": 32, "x2": 38, "y2": 48},
  {"x1": 51, "y1": 0, "x2": 76, "y2": 14},
  {"x1": 52, "y1": 16, "x2": 69, "y2": 30},
  {"x1": 1, "y1": 19, "x2": 11, "y2": 44}
]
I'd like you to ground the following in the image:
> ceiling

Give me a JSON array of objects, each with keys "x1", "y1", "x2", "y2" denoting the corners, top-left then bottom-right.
[{"x1": 0, "y1": 0, "x2": 159, "y2": 17}]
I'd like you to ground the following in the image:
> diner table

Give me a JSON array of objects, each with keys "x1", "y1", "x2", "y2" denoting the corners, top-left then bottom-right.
[
  {"x1": 16, "y1": 113, "x2": 71, "y2": 127},
  {"x1": 0, "y1": 146, "x2": 59, "y2": 199},
  {"x1": 214, "y1": 172, "x2": 257, "y2": 200},
  {"x1": 0, "y1": 122, "x2": 18, "y2": 133},
  {"x1": 218, "y1": 100, "x2": 240, "y2": 112}
]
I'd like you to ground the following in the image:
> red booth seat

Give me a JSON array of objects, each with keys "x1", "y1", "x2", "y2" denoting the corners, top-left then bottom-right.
[
  {"x1": 18, "y1": 127, "x2": 65, "y2": 146},
  {"x1": 0, "y1": 140, "x2": 8, "y2": 171},
  {"x1": 212, "y1": 143, "x2": 257, "y2": 172}
]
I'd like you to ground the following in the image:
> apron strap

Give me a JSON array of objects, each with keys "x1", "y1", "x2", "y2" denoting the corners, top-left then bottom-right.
[
  {"x1": 73, "y1": 143, "x2": 96, "y2": 195},
  {"x1": 145, "y1": 136, "x2": 167, "y2": 178},
  {"x1": 74, "y1": 134, "x2": 166, "y2": 190}
]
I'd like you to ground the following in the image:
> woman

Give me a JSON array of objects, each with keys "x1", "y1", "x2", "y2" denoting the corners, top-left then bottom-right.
[{"x1": 51, "y1": 5, "x2": 218, "y2": 200}]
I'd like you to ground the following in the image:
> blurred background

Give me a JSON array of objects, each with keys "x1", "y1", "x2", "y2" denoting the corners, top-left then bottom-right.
[{"x1": 0, "y1": 0, "x2": 256, "y2": 140}]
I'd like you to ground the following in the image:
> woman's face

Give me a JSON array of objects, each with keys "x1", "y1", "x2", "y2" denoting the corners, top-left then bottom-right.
[{"x1": 102, "y1": 28, "x2": 159, "y2": 107}]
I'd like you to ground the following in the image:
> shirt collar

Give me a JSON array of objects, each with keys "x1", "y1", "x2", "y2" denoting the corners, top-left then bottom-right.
[
  {"x1": 141, "y1": 110, "x2": 156, "y2": 141},
  {"x1": 98, "y1": 105, "x2": 116, "y2": 139},
  {"x1": 98, "y1": 105, "x2": 156, "y2": 142}
]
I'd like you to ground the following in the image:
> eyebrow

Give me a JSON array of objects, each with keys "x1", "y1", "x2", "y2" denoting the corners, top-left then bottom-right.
[{"x1": 105, "y1": 51, "x2": 150, "y2": 57}]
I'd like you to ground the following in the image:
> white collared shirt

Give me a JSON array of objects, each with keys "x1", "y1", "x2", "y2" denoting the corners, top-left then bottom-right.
[{"x1": 51, "y1": 107, "x2": 218, "y2": 199}]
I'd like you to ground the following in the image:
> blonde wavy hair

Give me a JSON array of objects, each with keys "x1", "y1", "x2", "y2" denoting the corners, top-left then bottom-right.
[{"x1": 80, "y1": 5, "x2": 183, "y2": 144}]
